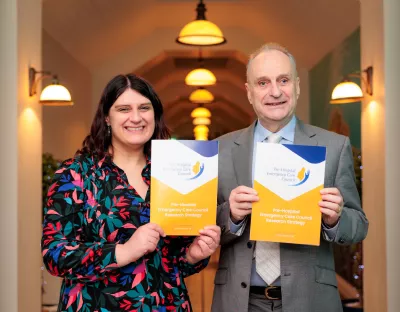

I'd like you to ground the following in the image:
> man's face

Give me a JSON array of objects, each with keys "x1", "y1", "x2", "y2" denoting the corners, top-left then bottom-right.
[{"x1": 245, "y1": 50, "x2": 300, "y2": 131}]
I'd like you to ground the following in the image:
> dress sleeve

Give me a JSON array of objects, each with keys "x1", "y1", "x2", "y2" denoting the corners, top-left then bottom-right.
[
  {"x1": 172, "y1": 236, "x2": 210, "y2": 278},
  {"x1": 41, "y1": 158, "x2": 119, "y2": 282}
]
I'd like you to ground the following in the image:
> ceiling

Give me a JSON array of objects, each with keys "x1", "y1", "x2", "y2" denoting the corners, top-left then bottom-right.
[{"x1": 42, "y1": 0, "x2": 360, "y2": 138}]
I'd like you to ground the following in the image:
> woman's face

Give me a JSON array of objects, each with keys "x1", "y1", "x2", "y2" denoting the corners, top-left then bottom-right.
[{"x1": 106, "y1": 89, "x2": 155, "y2": 151}]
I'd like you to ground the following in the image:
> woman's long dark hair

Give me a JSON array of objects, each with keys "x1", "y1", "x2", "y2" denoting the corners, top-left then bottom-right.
[{"x1": 78, "y1": 74, "x2": 170, "y2": 159}]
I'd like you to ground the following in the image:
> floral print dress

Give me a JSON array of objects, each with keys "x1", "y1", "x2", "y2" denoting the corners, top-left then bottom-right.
[{"x1": 42, "y1": 155, "x2": 209, "y2": 312}]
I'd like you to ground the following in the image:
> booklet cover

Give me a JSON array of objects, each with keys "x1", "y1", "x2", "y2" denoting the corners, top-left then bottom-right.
[
  {"x1": 150, "y1": 140, "x2": 218, "y2": 235},
  {"x1": 250, "y1": 143, "x2": 326, "y2": 246}
]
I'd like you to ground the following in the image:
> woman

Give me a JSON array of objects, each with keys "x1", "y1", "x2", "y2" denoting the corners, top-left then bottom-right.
[{"x1": 42, "y1": 74, "x2": 220, "y2": 312}]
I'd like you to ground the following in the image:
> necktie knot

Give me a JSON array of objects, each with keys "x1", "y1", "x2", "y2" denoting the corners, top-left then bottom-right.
[{"x1": 266, "y1": 133, "x2": 282, "y2": 144}]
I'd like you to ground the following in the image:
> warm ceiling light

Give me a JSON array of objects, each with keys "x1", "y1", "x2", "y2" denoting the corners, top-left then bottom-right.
[
  {"x1": 189, "y1": 88, "x2": 214, "y2": 104},
  {"x1": 191, "y1": 107, "x2": 211, "y2": 118},
  {"x1": 29, "y1": 67, "x2": 73, "y2": 106},
  {"x1": 185, "y1": 68, "x2": 216, "y2": 86},
  {"x1": 194, "y1": 133, "x2": 209, "y2": 141},
  {"x1": 193, "y1": 117, "x2": 211, "y2": 126},
  {"x1": 194, "y1": 125, "x2": 209, "y2": 140},
  {"x1": 176, "y1": 0, "x2": 227, "y2": 46},
  {"x1": 194, "y1": 125, "x2": 209, "y2": 133},
  {"x1": 330, "y1": 66, "x2": 373, "y2": 104}
]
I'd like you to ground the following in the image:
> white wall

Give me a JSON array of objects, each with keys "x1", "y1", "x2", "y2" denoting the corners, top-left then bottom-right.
[
  {"x1": 383, "y1": 0, "x2": 400, "y2": 310},
  {"x1": 42, "y1": 29, "x2": 92, "y2": 161},
  {"x1": 361, "y1": 0, "x2": 400, "y2": 311},
  {"x1": 0, "y1": 0, "x2": 42, "y2": 311}
]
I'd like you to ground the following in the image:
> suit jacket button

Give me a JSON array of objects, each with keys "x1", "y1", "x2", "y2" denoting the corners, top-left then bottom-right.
[
  {"x1": 241, "y1": 282, "x2": 247, "y2": 288},
  {"x1": 221, "y1": 226, "x2": 226, "y2": 232},
  {"x1": 247, "y1": 242, "x2": 253, "y2": 249}
]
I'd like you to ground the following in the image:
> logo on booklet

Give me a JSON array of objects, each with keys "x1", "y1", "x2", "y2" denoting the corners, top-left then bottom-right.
[{"x1": 289, "y1": 167, "x2": 310, "y2": 186}]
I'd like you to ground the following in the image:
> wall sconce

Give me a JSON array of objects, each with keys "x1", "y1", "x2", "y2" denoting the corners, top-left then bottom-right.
[
  {"x1": 330, "y1": 66, "x2": 373, "y2": 104},
  {"x1": 29, "y1": 67, "x2": 73, "y2": 106}
]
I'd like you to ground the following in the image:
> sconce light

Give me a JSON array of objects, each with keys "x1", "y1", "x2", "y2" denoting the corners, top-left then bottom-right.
[
  {"x1": 29, "y1": 67, "x2": 73, "y2": 106},
  {"x1": 330, "y1": 66, "x2": 373, "y2": 104}
]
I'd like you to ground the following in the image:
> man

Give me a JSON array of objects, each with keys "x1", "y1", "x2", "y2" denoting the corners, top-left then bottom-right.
[{"x1": 211, "y1": 43, "x2": 368, "y2": 312}]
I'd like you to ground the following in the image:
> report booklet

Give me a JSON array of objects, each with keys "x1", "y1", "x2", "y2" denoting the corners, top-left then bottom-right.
[
  {"x1": 150, "y1": 140, "x2": 218, "y2": 235},
  {"x1": 250, "y1": 143, "x2": 326, "y2": 246}
]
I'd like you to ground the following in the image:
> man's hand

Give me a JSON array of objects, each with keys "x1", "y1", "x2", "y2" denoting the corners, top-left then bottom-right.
[
  {"x1": 229, "y1": 186, "x2": 259, "y2": 223},
  {"x1": 319, "y1": 187, "x2": 344, "y2": 227}
]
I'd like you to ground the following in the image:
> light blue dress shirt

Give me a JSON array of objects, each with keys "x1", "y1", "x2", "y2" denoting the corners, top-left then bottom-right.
[{"x1": 230, "y1": 116, "x2": 339, "y2": 286}]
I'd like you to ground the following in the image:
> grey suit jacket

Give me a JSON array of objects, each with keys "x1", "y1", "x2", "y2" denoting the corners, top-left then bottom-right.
[{"x1": 211, "y1": 120, "x2": 368, "y2": 312}]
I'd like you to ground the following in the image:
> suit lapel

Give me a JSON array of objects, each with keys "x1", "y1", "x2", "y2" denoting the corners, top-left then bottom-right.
[
  {"x1": 232, "y1": 121, "x2": 256, "y2": 187},
  {"x1": 294, "y1": 119, "x2": 318, "y2": 146}
]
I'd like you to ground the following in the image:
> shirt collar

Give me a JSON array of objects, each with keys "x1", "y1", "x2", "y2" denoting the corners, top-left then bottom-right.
[{"x1": 254, "y1": 115, "x2": 296, "y2": 143}]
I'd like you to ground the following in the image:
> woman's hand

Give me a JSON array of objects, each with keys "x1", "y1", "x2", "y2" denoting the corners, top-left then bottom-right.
[
  {"x1": 116, "y1": 223, "x2": 165, "y2": 267},
  {"x1": 186, "y1": 225, "x2": 221, "y2": 264}
]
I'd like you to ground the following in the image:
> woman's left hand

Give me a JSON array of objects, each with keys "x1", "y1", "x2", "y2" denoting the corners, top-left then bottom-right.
[{"x1": 186, "y1": 225, "x2": 221, "y2": 264}]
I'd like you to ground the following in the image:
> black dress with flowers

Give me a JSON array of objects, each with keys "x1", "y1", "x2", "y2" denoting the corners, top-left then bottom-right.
[{"x1": 42, "y1": 155, "x2": 209, "y2": 312}]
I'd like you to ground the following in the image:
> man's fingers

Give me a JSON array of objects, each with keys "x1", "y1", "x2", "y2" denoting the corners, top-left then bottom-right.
[
  {"x1": 234, "y1": 202, "x2": 253, "y2": 210},
  {"x1": 321, "y1": 194, "x2": 342, "y2": 205},
  {"x1": 319, "y1": 201, "x2": 341, "y2": 213},
  {"x1": 232, "y1": 185, "x2": 258, "y2": 196},
  {"x1": 320, "y1": 207, "x2": 338, "y2": 218},
  {"x1": 234, "y1": 193, "x2": 259, "y2": 203},
  {"x1": 320, "y1": 187, "x2": 340, "y2": 195}
]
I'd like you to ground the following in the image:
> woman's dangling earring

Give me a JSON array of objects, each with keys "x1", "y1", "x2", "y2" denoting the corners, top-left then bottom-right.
[{"x1": 107, "y1": 125, "x2": 111, "y2": 136}]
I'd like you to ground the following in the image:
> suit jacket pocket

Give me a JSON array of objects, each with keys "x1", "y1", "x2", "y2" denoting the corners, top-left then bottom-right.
[
  {"x1": 314, "y1": 265, "x2": 337, "y2": 288},
  {"x1": 214, "y1": 268, "x2": 228, "y2": 285}
]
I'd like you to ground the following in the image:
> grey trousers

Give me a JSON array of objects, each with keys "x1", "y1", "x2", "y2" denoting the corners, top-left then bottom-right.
[{"x1": 248, "y1": 293, "x2": 282, "y2": 312}]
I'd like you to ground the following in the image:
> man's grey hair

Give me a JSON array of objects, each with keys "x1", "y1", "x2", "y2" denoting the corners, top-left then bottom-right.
[{"x1": 246, "y1": 42, "x2": 298, "y2": 82}]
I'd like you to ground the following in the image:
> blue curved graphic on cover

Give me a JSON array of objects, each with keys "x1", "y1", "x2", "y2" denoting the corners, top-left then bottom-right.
[
  {"x1": 283, "y1": 145, "x2": 326, "y2": 164},
  {"x1": 178, "y1": 140, "x2": 218, "y2": 157},
  {"x1": 289, "y1": 170, "x2": 310, "y2": 186},
  {"x1": 188, "y1": 163, "x2": 205, "y2": 180}
]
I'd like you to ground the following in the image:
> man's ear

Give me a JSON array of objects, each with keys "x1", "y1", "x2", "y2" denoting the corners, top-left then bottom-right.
[{"x1": 245, "y1": 83, "x2": 253, "y2": 105}]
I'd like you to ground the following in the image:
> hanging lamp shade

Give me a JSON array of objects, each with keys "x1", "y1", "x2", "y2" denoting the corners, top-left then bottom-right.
[
  {"x1": 40, "y1": 81, "x2": 73, "y2": 106},
  {"x1": 193, "y1": 117, "x2": 211, "y2": 126},
  {"x1": 193, "y1": 125, "x2": 209, "y2": 140},
  {"x1": 189, "y1": 88, "x2": 214, "y2": 103},
  {"x1": 191, "y1": 107, "x2": 211, "y2": 118},
  {"x1": 330, "y1": 81, "x2": 363, "y2": 104},
  {"x1": 185, "y1": 68, "x2": 216, "y2": 86},
  {"x1": 176, "y1": 0, "x2": 226, "y2": 46}
]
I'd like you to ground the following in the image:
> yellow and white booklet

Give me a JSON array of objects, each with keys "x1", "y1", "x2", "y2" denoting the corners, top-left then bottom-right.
[
  {"x1": 150, "y1": 140, "x2": 218, "y2": 235},
  {"x1": 250, "y1": 143, "x2": 326, "y2": 246}
]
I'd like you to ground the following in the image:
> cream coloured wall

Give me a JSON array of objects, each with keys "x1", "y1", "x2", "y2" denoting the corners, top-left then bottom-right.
[
  {"x1": 42, "y1": 29, "x2": 92, "y2": 161},
  {"x1": 0, "y1": 0, "x2": 42, "y2": 311},
  {"x1": 361, "y1": 0, "x2": 400, "y2": 311}
]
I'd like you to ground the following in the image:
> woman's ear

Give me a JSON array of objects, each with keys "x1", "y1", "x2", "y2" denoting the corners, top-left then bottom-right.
[{"x1": 105, "y1": 116, "x2": 110, "y2": 125}]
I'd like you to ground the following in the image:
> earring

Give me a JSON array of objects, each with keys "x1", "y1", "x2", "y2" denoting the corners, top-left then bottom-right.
[{"x1": 107, "y1": 125, "x2": 111, "y2": 136}]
